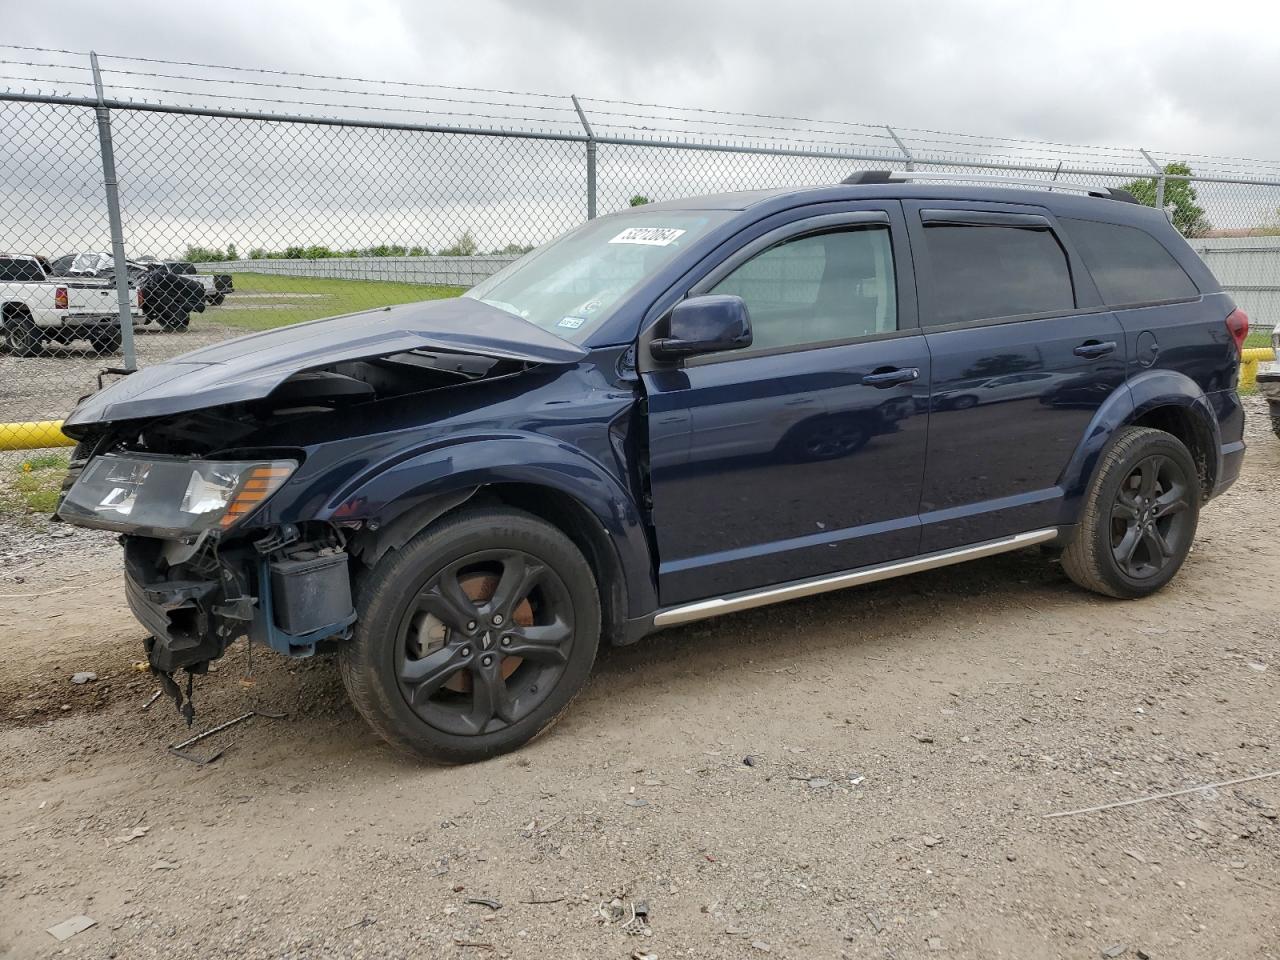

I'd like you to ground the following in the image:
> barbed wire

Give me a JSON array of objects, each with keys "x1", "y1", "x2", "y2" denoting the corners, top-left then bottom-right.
[{"x1": 4, "y1": 42, "x2": 1280, "y2": 178}]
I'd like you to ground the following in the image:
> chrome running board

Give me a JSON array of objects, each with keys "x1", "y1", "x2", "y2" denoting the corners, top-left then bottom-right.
[{"x1": 652, "y1": 528, "x2": 1058, "y2": 627}]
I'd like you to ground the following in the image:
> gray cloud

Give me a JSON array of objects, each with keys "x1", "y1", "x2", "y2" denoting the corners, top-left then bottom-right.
[
  {"x1": 4, "y1": 0, "x2": 1279, "y2": 258},
  {"x1": 6, "y1": 0, "x2": 1279, "y2": 163}
]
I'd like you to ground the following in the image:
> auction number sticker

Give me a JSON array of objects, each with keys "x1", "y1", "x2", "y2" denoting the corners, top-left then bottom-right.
[{"x1": 608, "y1": 227, "x2": 687, "y2": 246}]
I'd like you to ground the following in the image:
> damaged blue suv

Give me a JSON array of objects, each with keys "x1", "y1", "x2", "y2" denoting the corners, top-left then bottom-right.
[{"x1": 57, "y1": 172, "x2": 1248, "y2": 762}]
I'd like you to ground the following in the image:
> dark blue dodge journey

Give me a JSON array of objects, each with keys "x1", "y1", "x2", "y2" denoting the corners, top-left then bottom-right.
[{"x1": 57, "y1": 172, "x2": 1248, "y2": 761}]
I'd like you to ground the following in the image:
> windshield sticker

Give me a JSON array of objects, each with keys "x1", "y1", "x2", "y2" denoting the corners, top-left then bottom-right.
[
  {"x1": 608, "y1": 227, "x2": 687, "y2": 247},
  {"x1": 557, "y1": 316, "x2": 587, "y2": 329}
]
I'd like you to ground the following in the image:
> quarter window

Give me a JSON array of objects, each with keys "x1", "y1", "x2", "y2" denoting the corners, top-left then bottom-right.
[
  {"x1": 922, "y1": 224, "x2": 1074, "y2": 325},
  {"x1": 1060, "y1": 218, "x2": 1199, "y2": 305},
  {"x1": 710, "y1": 227, "x2": 897, "y2": 351}
]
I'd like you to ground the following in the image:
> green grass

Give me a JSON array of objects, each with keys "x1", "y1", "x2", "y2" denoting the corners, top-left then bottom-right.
[
  {"x1": 1244, "y1": 329, "x2": 1273, "y2": 349},
  {"x1": 211, "y1": 273, "x2": 465, "y2": 332},
  {"x1": 1, "y1": 454, "x2": 70, "y2": 519}
]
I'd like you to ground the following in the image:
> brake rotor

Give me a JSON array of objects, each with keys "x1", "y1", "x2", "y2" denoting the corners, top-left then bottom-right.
[{"x1": 410, "y1": 571, "x2": 531, "y2": 694}]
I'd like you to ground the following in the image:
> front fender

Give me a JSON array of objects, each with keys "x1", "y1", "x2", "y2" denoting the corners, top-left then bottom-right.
[
  {"x1": 1056, "y1": 370, "x2": 1220, "y2": 523},
  {"x1": 275, "y1": 432, "x2": 657, "y2": 622}
]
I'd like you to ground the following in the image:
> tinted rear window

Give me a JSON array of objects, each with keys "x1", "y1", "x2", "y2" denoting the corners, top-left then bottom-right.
[
  {"x1": 922, "y1": 225, "x2": 1074, "y2": 325},
  {"x1": 1061, "y1": 218, "x2": 1199, "y2": 305},
  {"x1": 0, "y1": 257, "x2": 45, "y2": 282}
]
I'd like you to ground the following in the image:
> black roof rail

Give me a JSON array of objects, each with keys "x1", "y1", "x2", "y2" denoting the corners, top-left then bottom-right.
[
  {"x1": 840, "y1": 170, "x2": 898, "y2": 185},
  {"x1": 840, "y1": 169, "x2": 1138, "y2": 201}
]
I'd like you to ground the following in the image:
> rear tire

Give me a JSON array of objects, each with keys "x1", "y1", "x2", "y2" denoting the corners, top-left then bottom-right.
[
  {"x1": 160, "y1": 310, "x2": 190, "y2": 332},
  {"x1": 1061, "y1": 426, "x2": 1200, "y2": 599},
  {"x1": 339, "y1": 507, "x2": 600, "y2": 763},
  {"x1": 210, "y1": 293, "x2": 225, "y2": 306},
  {"x1": 89, "y1": 326, "x2": 122, "y2": 356},
  {"x1": 3, "y1": 312, "x2": 42, "y2": 357}
]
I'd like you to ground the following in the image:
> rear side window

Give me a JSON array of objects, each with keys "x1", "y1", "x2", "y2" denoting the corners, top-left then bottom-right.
[
  {"x1": 1060, "y1": 218, "x2": 1199, "y2": 305},
  {"x1": 921, "y1": 225, "x2": 1074, "y2": 325},
  {"x1": 0, "y1": 257, "x2": 45, "y2": 282}
]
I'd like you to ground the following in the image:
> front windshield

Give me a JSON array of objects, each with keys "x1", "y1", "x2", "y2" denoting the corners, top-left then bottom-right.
[{"x1": 464, "y1": 209, "x2": 731, "y2": 343}]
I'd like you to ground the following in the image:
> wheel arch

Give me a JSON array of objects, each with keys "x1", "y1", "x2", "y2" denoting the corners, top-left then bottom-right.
[
  {"x1": 2, "y1": 301, "x2": 33, "y2": 324},
  {"x1": 1058, "y1": 371, "x2": 1221, "y2": 520},
  {"x1": 318, "y1": 436, "x2": 657, "y2": 643}
]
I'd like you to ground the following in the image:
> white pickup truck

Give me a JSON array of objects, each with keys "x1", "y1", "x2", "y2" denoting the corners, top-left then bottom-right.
[{"x1": 1, "y1": 254, "x2": 140, "y2": 356}]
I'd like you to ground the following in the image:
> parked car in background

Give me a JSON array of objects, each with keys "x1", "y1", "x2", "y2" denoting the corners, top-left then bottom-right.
[
  {"x1": 165, "y1": 261, "x2": 233, "y2": 306},
  {"x1": 1, "y1": 253, "x2": 138, "y2": 356},
  {"x1": 56, "y1": 173, "x2": 1247, "y2": 763},
  {"x1": 1257, "y1": 327, "x2": 1280, "y2": 437},
  {"x1": 49, "y1": 251, "x2": 144, "y2": 284},
  {"x1": 136, "y1": 263, "x2": 207, "y2": 331}
]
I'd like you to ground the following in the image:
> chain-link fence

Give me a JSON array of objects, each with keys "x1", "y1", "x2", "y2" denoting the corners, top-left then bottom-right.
[{"x1": 2, "y1": 45, "x2": 1280, "y2": 451}]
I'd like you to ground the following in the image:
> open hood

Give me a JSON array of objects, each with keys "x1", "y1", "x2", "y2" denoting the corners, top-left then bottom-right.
[{"x1": 63, "y1": 297, "x2": 589, "y2": 430}]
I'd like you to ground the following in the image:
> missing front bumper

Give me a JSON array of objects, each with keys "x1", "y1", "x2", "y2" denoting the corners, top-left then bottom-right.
[{"x1": 123, "y1": 535, "x2": 356, "y2": 676}]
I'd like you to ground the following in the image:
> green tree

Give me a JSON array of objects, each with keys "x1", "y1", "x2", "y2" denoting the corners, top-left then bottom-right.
[
  {"x1": 1121, "y1": 162, "x2": 1210, "y2": 238},
  {"x1": 225, "y1": 243, "x2": 237, "y2": 260},
  {"x1": 439, "y1": 231, "x2": 478, "y2": 256},
  {"x1": 184, "y1": 245, "x2": 226, "y2": 263},
  {"x1": 629, "y1": 194, "x2": 651, "y2": 207},
  {"x1": 495, "y1": 242, "x2": 534, "y2": 255}
]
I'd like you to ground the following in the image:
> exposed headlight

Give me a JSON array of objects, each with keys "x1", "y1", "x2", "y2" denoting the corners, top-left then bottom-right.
[{"x1": 58, "y1": 454, "x2": 296, "y2": 538}]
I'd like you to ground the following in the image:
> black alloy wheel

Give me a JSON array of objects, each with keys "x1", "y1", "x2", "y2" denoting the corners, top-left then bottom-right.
[
  {"x1": 1108, "y1": 454, "x2": 1193, "y2": 580},
  {"x1": 395, "y1": 550, "x2": 576, "y2": 737}
]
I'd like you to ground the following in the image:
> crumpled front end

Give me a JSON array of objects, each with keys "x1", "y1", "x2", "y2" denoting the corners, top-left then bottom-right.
[
  {"x1": 120, "y1": 524, "x2": 355, "y2": 722},
  {"x1": 54, "y1": 302, "x2": 586, "y2": 724}
]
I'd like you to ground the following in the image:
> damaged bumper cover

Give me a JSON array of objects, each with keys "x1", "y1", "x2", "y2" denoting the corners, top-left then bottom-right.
[{"x1": 124, "y1": 536, "x2": 356, "y2": 675}]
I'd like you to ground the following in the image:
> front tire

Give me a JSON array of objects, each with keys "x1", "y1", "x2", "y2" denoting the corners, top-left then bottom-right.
[
  {"x1": 339, "y1": 507, "x2": 600, "y2": 763},
  {"x1": 1061, "y1": 426, "x2": 1200, "y2": 599}
]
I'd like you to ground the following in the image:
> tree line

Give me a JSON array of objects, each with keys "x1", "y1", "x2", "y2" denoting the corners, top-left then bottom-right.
[{"x1": 186, "y1": 232, "x2": 534, "y2": 263}]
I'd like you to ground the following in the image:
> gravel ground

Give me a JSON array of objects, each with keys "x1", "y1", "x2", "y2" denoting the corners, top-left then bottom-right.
[{"x1": 0, "y1": 399, "x2": 1277, "y2": 960}]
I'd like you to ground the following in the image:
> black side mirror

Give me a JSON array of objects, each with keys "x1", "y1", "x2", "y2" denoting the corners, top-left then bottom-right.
[{"x1": 650, "y1": 294, "x2": 752, "y2": 360}]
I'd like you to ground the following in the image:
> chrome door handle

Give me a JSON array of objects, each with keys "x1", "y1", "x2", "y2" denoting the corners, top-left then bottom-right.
[
  {"x1": 862, "y1": 367, "x2": 920, "y2": 388},
  {"x1": 1073, "y1": 340, "x2": 1117, "y2": 359}
]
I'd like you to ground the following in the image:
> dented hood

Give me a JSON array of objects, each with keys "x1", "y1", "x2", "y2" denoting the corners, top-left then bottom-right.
[{"x1": 63, "y1": 297, "x2": 589, "y2": 430}]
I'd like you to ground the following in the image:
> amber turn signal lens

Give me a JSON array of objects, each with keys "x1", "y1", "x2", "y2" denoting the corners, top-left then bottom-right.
[{"x1": 220, "y1": 464, "x2": 295, "y2": 529}]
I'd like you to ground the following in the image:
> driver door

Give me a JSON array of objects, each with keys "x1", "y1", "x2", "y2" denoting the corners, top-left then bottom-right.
[{"x1": 640, "y1": 204, "x2": 931, "y2": 606}]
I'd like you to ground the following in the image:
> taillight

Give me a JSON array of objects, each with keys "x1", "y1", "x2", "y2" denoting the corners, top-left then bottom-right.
[
  {"x1": 1225, "y1": 308, "x2": 1249, "y2": 357},
  {"x1": 54, "y1": 286, "x2": 68, "y2": 310},
  {"x1": 137, "y1": 285, "x2": 145, "y2": 308}
]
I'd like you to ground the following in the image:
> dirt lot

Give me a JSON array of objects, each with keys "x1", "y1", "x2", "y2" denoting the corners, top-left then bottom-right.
[{"x1": 1, "y1": 401, "x2": 1277, "y2": 960}]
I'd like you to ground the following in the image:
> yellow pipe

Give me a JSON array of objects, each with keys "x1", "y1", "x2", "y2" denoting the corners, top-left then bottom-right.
[
  {"x1": 0, "y1": 420, "x2": 75, "y2": 451},
  {"x1": 1241, "y1": 346, "x2": 1276, "y2": 390}
]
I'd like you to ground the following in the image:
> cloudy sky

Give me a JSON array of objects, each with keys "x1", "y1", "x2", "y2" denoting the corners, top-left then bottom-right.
[
  {"x1": 5, "y1": 0, "x2": 1280, "y2": 257},
  {"x1": 7, "y1": 0, "x2": 1280, "y2": 163}
]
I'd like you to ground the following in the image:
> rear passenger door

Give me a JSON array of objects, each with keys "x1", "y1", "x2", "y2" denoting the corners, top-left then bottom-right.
[{"x1": 905, "y1": 202, "x2": 1126, "y2": 551}]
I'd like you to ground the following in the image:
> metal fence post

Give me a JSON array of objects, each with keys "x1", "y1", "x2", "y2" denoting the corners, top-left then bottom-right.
[
  {"x1": 571, "y1": 95, "x2": 597, "y2": 219},
  {"x1": 89, "y1": 51, "x2": 137, "y2": 371},
  {"x1": 1140, "y1": 147, "x2": 1167, "y2": 215},
  {"x1": 885, "y1": 125, "x2": 914, "y2": 171}
]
